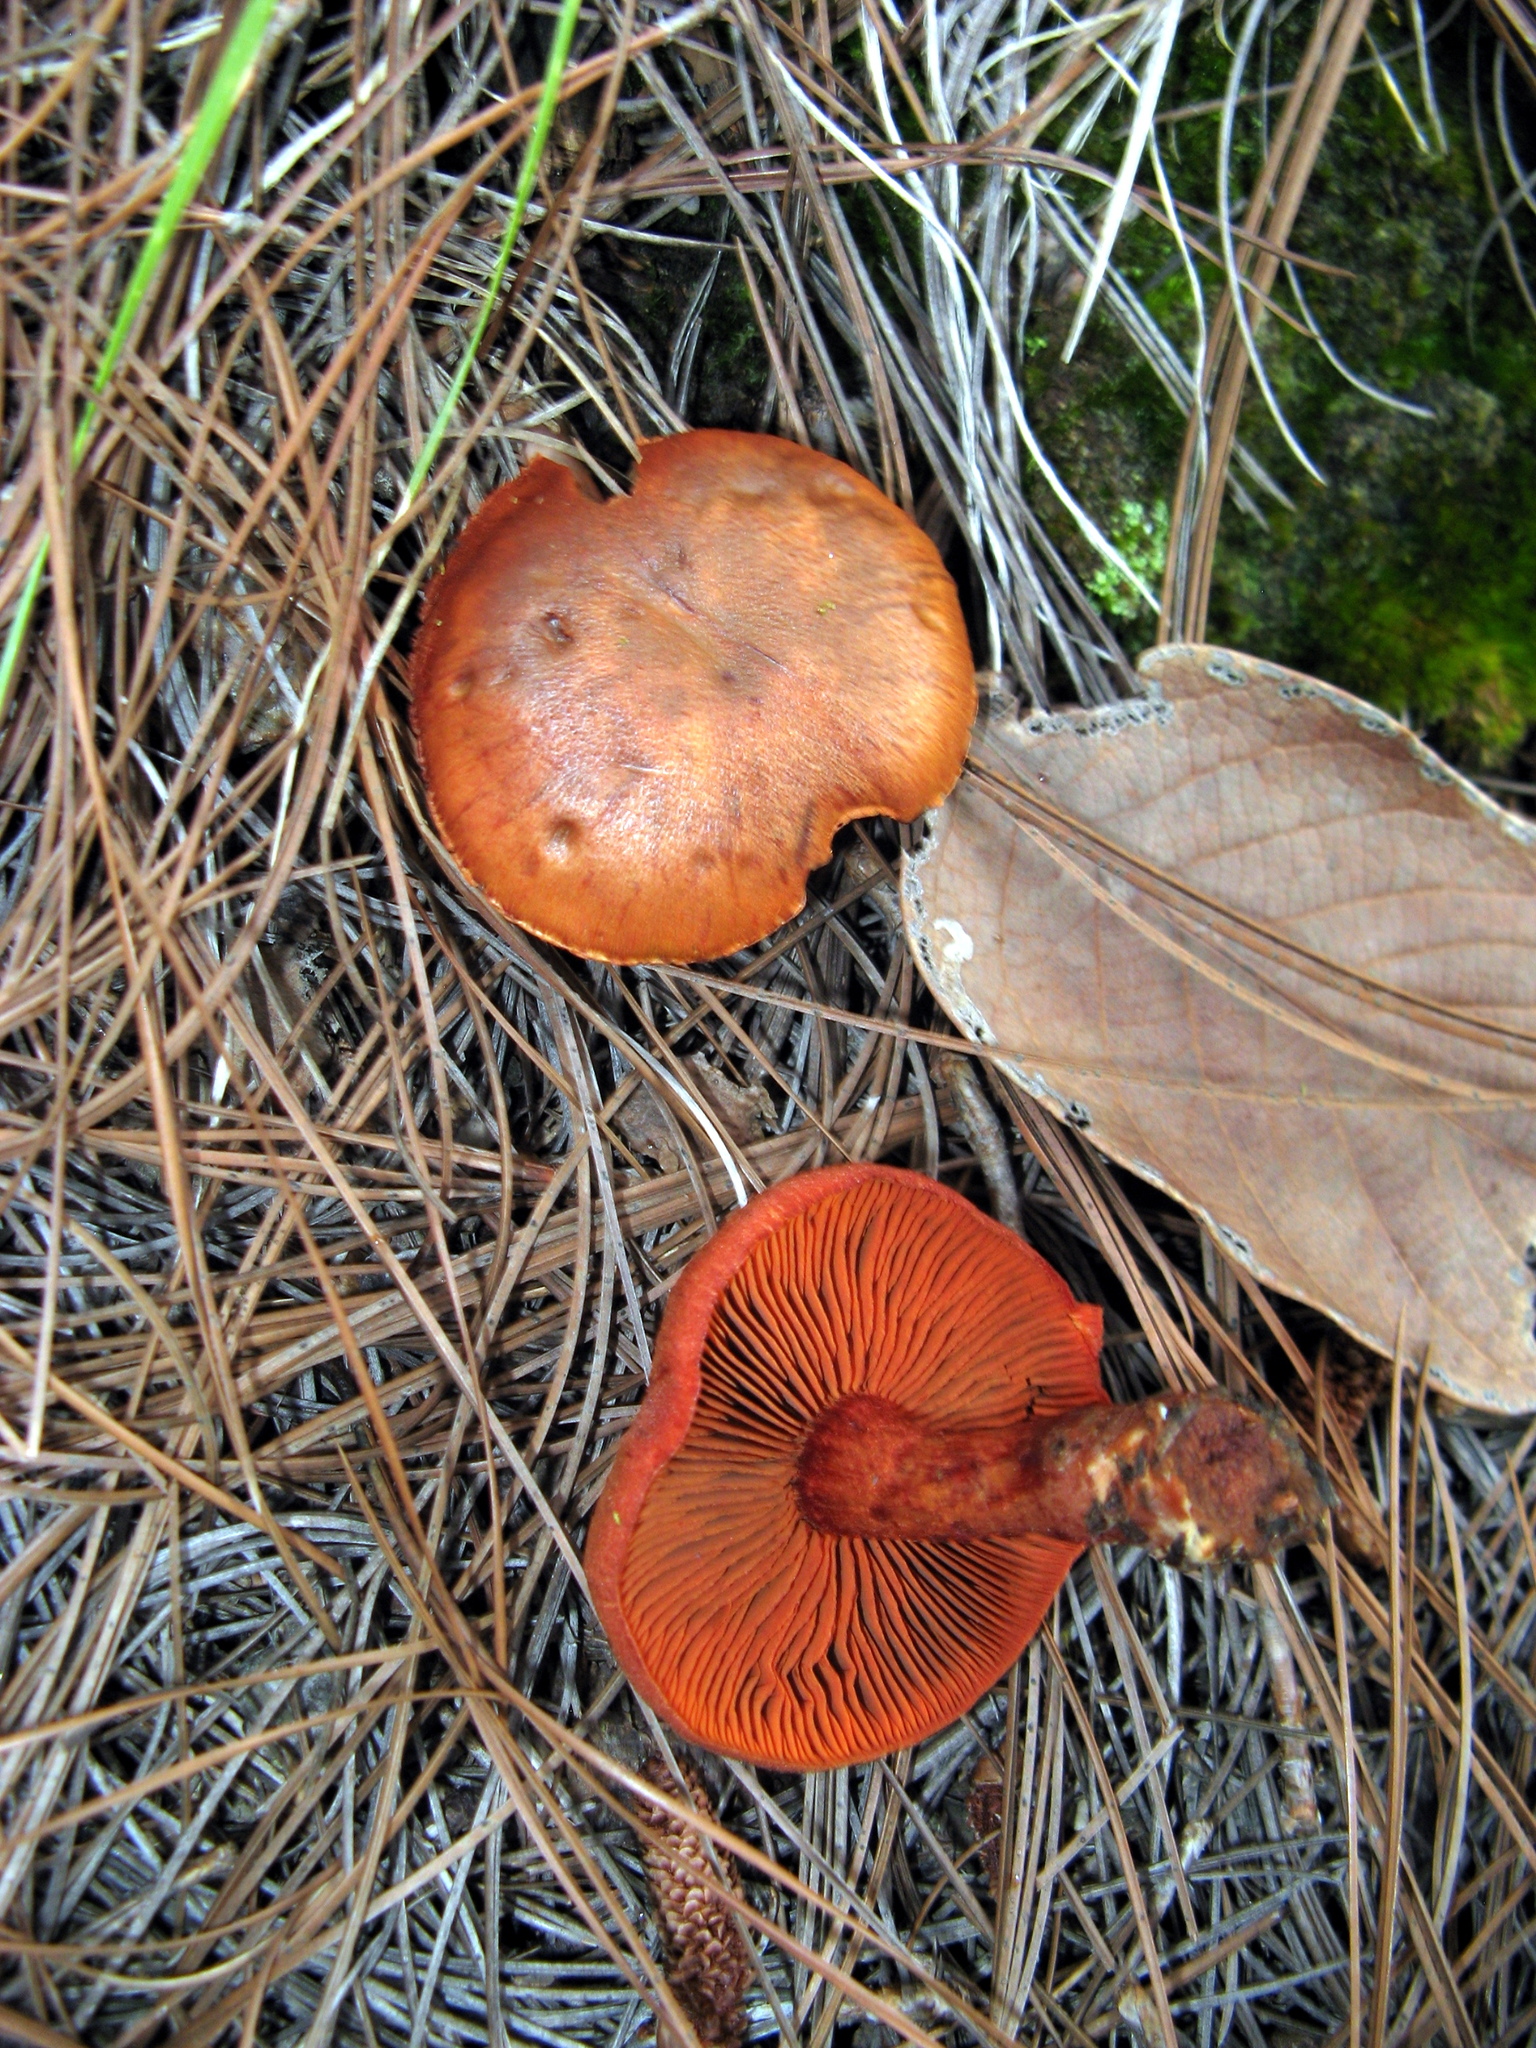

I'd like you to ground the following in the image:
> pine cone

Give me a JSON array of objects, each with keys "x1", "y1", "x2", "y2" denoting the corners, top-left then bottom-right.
[
  {"x1": 635, "y1": 1757, "x2": 755, "y2": 2048},
  {"x1": 1321, "y1": 1342, "x2": 1389, "y2": 1440}
]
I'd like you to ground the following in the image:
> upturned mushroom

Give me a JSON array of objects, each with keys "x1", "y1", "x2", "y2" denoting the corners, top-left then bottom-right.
[
  {"x1": 587, "y1": 1163, "x2": 1326, "y2": 1771},
  {"x1": 409, "y1": 430, "x2": 975, "y2": 964}
]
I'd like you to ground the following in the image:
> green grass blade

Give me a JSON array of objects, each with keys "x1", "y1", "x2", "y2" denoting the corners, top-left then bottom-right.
[
  {"x1": 403, "y1": 0, "x2": 585, "y2": 510},
  {"x1": 0, "y1": 0, "x2": 279, "y2": 716}
]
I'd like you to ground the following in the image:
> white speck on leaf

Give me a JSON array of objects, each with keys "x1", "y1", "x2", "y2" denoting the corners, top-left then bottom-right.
[{"x1": 934, "y1": 917, "x2": 974, "y2": 965}]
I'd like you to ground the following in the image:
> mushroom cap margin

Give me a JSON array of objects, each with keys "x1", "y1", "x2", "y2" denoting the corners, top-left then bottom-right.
[
  {"x1": 409, "y1": 431, "x2": 976, "y2": 964},
  {"x1": 585, "y1": 1163, "x2": 1107, "y2": 1770}
]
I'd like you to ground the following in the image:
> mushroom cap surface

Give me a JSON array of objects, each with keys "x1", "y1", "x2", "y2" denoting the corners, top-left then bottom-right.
[
  {"x1": 586, "y1": 1164, "x2": 1105, "y2": 1770},
  {"x1": 409, "y1": 431, "x2": 975, "y2": 964}
]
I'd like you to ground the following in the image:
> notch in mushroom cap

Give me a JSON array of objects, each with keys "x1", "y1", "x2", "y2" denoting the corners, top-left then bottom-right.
[
  {"x1": 409, "y1": 431, "x2": 975, "y2": 964},
  {"x1": 587, "y1": 1164, "x2": 1328, "y2": 1772}
]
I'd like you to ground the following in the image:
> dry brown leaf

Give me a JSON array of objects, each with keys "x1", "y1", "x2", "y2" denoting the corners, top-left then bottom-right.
[{"x1": 903, "y1": 644, "x2": 1536, "y2": 1414}]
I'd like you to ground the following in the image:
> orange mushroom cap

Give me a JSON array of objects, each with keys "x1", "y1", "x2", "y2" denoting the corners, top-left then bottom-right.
[
  {"x1": 585, "y1": 1164, "x2": 1104, "y2": 1771},
  {"x1": 409, "y1": 431, "x2": 975, "y2": 964}
]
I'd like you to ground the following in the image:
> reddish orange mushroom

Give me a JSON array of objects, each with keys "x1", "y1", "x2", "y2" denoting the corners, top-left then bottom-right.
[
  {"x1": 408, "y1": 430, "x2": 974, "y2": 964},
  {"x1": 587, "y1": 1164, "x2": 1325, "y2": 1771}
]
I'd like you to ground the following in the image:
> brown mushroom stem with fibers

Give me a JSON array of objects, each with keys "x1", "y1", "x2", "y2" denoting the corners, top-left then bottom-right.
[{"x1": 795, "y1": 1387, "x2": 1322, "y2": 1564}]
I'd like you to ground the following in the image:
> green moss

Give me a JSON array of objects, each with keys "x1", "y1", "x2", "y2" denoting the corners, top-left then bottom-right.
[
  {"x1": 1215, "y1": 361, "x2": 1536, "y2": 760},
  {"x1": 1025, "y1": 16, "x2": 1536, "y2": 767},
  {"x1": 1204, "y1": 45, "x2": 1536, "y2": 766},
  {"x1": 690, "y1": 261, "x2": 771, "y2": 428},
  {"x1": 1088, "y1": 498, "x2": 1170, "y2": 618},
  {"x1": 1023, "y1": 321, "x2": 1185, "y2": 623},
  {"x1": 579, "y1": 204, "x2": 770, "y2": 435}
]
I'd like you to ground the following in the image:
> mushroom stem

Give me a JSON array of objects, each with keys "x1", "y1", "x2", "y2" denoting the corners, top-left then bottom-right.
[{"x1": 793, "y1": 1389, "x2": 1326, "y2": 1566}]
